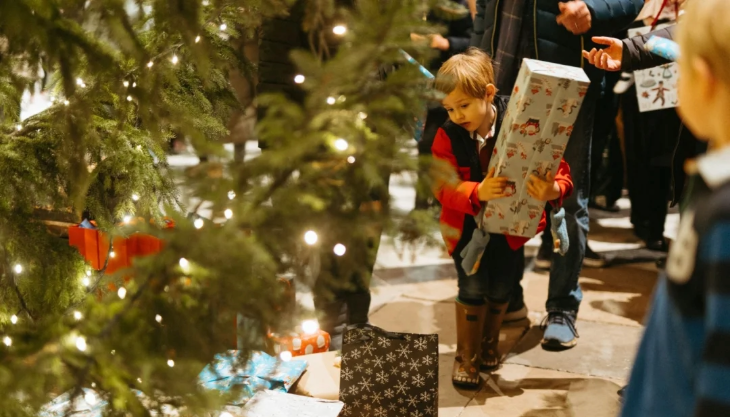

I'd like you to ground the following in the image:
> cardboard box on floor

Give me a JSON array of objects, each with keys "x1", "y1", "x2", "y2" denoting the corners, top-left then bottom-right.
[
  {"x1": 291, "y1": 351, "x2": 341, "y2": 400},
  {"x1": 483, "y1": 59, "x2": 590, "y2": 237}
]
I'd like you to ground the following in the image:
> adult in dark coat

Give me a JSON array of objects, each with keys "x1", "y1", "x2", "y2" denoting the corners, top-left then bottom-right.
[
  {"x1": 584, "y1": 25, "x2": 706, "y2": 211},
  {"x1": 471, "y1": 0, "x2": 644, "y2": 350},
  {"x1": 257, "y1": 1, "x2": 384, "y2": 350},
  {"x1": 415, "y1": 0, "x2": 474, "y2": 209}
]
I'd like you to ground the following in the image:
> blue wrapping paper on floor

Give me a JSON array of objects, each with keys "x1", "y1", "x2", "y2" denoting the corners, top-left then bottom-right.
[
  {"x1": 198, "y1": 351, "x2": 308, "y2": 406},
  {"x1": 40, "y1": 389, "x2": 107, "y2": 417}
]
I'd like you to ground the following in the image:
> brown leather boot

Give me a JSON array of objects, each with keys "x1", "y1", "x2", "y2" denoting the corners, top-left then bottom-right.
[
  {"x1": 481, "y1": 300, "x2": 509, "y2": 370},
  {"x1": 452, "y1": 300, "x2": 486, "y2": 388}
]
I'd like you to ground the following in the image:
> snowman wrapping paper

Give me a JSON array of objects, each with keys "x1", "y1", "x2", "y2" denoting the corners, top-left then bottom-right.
[{"x1": 481, "y1": 59, "x2": 590, "y2": 238}]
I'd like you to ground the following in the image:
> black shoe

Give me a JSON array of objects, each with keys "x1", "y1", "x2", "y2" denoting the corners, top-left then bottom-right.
[
  {"x1": 504, "y1": 302, "x2": 528, "y2": 323},
  {"x1": 589, "y1": 200, "x2": 621, "y2": 213},
  {"x1": 583, "y1": 245, "x2": 612, "y2": 268},
  {"x1": 645, "y1": 238, "x2": 669, "y2": 252},
  {"x1": 534, "y1": 244, "x2": 553, "y2": 270},
  {"x1": 618, "y1": 385, "x2": 627, "y2": 402}
]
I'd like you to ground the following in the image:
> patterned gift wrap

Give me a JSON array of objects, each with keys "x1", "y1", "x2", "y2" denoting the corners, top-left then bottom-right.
[
  {"x1": 483, "y1": 59, "x2": 590, "y2": 238},
  {"x1": 339, "y1": 325, "x2": 439, "y2": 416},
  {"x1": 198, "y1": 350, "x2": 307, "y2": 405},
  {"x1": 629, "y1": 24, "x2": 679, "y2": 112},
  {"x1": 273, "y1": 329, "x2": 331, "y2": 357}
]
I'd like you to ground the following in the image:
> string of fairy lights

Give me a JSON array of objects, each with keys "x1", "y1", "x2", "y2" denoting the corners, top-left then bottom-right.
[{"x1": 3, "y1": 8, "x2": 357, "y2": 413}]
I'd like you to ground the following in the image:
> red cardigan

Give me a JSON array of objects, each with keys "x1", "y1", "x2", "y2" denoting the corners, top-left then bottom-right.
[{"x1": 432, "y1": 125, "x2": 573, "y2": 255}]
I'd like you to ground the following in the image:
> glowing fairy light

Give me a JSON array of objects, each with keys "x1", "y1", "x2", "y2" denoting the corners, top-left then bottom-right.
[
  {"x1": 333, "y1": 25, "x2": 347, "y2": 35},
  {"x1": 334, "y1": 244, "x2": 347, "y2": 256},
  {"x1": 117, "y1": 287, "x2": 127, "y2": 299},
  {"x1": 334, "y1": 138, "x2": 349, "y2": 151},
  {"x1": 302, "y1": 319, "x2": 320, "y2": 335},
  {"x1": 294, "y1": 75, "x2": 305, "y2": 84},
  {"x1": 179, "y1": 258, "x2": 190, "y2": 273},
  {"x1": 74, "y1": 311, "x2": 83, "y2": 321},
  {"x1": 10, "y1": 315, "x2": 18, "y2": 324},
  {"x1": 304, "y1": 231, "x2": 318, "y2": 245},
  {"x1": 14, "y1": 264, "x2": 22, "y2": 274},
  {"x1": 194, "y1": 218, "x2": 204, "y2": 229},
  {"x1": 224, "y1": 209, "x2": 233, "y2": 219},
  {"x1": 75, "y1": 336, "x2": 87, "y2": 352}
]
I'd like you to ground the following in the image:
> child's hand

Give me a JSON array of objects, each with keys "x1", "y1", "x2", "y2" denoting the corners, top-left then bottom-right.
[
  {"x1": 477, "y1": 167, "x2": 509, "y2": 201},
  {"x1": 527, "y1": 171, "x2": 561, "y2": 202}
]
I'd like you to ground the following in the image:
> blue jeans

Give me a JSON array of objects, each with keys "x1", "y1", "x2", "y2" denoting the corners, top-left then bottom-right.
[
  {"x1": 542, "y1": 89, "x2": 597, "y2": 312},
  {"x1": 453, "y1": 233, "x2": 525, "y2": 304}
]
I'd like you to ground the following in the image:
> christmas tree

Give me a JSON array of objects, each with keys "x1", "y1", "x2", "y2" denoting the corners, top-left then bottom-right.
[{"x1": 0, "y1": 0, "x2": 463, "y2": 414}]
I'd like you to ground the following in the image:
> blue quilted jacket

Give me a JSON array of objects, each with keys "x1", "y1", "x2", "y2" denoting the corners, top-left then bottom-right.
[{"x1": 471, "y1": 0, "x2": 644, "y2": 83}]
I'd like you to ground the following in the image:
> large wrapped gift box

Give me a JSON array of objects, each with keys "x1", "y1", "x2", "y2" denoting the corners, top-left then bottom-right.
[{"x1": 482, "y1": 59, "x2": 590, "y2": 237}]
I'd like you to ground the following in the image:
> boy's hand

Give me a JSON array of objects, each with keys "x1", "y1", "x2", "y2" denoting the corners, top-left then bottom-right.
[
  {"x1": 477, "y1": 167, "x2": 509, "y2": 201},
  {"x1": 527, "y1": 171, "x2": 561, "y2": 202},
  {"x1": 582, "y1": 37, "x2": 623, "y2": 71}
]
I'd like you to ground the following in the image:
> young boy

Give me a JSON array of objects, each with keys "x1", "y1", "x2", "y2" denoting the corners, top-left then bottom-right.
[
  {"x1": 621, "y1": 1, "x2": 730, "y2": 415},
  {"x1": 431, "y1": 48, "x2": 573, "y2": 388}
]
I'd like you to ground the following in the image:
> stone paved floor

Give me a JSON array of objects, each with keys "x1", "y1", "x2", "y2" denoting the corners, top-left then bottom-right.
[
  {"x1": 172, "y1": 145, "x2": 676, "y2": 416},
  {"x1": 364, "y1": 195, "x2": 673, "y2": 416}
]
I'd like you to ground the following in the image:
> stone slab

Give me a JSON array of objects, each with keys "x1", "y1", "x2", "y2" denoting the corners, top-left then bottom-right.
[
  {"x1": 457, "y1": 364, "x2": 623, "y2": 417},
  {"x1": 505, "y1": 320, "x2": 641, "y2": 381},
  {"x1": 521, "y1": 265, "x2": 657, "y2": 327},
  {"x1": 370, "y1": 296, "x2": 530, "y2": 357}
]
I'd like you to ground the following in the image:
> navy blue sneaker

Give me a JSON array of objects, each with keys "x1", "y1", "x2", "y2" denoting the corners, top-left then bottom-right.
[{"x1": 541, "y1": 310, "x2": 579, "y2": 350}]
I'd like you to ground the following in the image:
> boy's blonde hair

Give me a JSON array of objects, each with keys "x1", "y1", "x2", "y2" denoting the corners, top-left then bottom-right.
[
  {"x1": 678, "y1": 0, "x2": 730, "y2": 83},
  {"x1": 434, "y1": 48, "x2": 495, "y2": 98}
]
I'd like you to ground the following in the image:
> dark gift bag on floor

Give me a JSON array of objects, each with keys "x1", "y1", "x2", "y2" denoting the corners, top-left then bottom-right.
[{"x1": 339, "y1": 324, "x2": 439, "y2": 416}]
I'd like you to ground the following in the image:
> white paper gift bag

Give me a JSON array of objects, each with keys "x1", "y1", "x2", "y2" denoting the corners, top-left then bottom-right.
[{"x1": 628, "y1": 23, "x2": 679, "y2": 112}]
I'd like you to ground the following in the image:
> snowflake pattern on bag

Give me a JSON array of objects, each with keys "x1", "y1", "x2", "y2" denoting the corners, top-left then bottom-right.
[{"x1": 339, "y1": 326, "x2": 439, "y2": 416}]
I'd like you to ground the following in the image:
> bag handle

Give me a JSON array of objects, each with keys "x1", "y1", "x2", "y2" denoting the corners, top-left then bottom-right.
[{"x1": 345, "y1": 323, "x2": 410, "y2": 341}]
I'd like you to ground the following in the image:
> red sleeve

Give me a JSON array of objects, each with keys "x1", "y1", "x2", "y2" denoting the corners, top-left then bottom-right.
[
  {"x1": 549, "y1": 158, "x2": 573, "y2": 209},
  {"x1": 431, "y1": 128, "x2": 481, "y2": 215}
]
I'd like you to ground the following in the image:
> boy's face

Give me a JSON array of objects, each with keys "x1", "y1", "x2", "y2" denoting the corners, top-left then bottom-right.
[{"x1": 442, "y1": 86, "x2": 494, "y2": 133}]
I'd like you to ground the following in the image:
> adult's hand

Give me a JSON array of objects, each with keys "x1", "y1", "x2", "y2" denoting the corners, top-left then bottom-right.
[
  {"x1": 556, "y1": 1, "x2": 592, "y2": 35},
  {"x1": 582, "y1": 37, "x2": 623, "y2": 71}
]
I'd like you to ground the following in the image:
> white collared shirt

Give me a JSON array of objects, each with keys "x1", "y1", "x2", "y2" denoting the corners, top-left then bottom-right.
[
  {"x1": 697, "y1": 145, "x2": 730, "y2": 190},
  {"x1": 472, "y1": 105, "x2": 498, "y2": 152}
]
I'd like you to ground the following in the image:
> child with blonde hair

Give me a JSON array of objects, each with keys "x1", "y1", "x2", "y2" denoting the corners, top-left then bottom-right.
[
  {"x1": 622, "y1": 1, "x2": 730, "y2": 415},
  {"x1": 431, "y1": 48, "x2": 573, "y2": 387}
]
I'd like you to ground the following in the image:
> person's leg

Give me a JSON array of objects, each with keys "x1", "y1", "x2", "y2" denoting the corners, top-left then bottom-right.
[
  {"x1": 542, "y1": 89, "x2": 596, "y2": 349},
  {"x1": 482, "y1": 235, "x2": 524, "y2": 368},
  {"x1": 451, "y1": 234, "x2": 488, "y2": 387}
]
